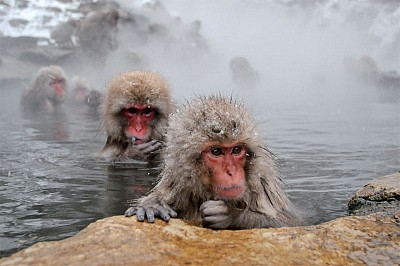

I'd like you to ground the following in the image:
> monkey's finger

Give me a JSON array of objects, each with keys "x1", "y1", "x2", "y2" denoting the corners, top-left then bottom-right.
[
  {"x1": 202, "y1": 215, "x2": 230, "y2": 229},
  {"x1": 125, "y1": 207, "x2": 137, "y2": 217},
  {"x1": 200, "y1": 200, "x2": 227, "y2": 215},
  {"x1": 136, "y1": 140, "x2": 157, "y2": 150},
  {"x1": 145, "y1": 208, "x2": 155, "y2": 223},
  {"x1": 143, "y1": 142, "x2": 162, "y2": 154},
  {"x1": 139, "y1": 141, "x2": 161, "y2": 154},
  {"x1": 153, "y1": 206, "x2": 171, "y2": 221},
  {"x1": 201, "y1": 206, "x2": 228, "y2": 217},
  {"x1": 164, "y1": 205, "x2": 177, "y2": 217},
  {"x1": 136, "y1": 207, "x2": 146, "y2": 222}
]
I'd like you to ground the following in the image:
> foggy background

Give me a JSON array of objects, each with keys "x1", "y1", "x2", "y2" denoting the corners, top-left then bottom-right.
[{"x1": 0, "y1": 0, "x2": 399, "y2": 257}]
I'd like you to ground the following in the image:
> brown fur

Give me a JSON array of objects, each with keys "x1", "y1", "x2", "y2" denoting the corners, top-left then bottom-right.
[
  {"x1": 133, "y1": 95, "x2": 300, "y2": 229},
  {"x1": 78, "y1": 8, "x2": 119, "y2": 56},
  {"x1": 21, "y1": 65, "x2": 68, "y2": 112},
  {"x1": 100, "y1": 71, "x2": 174, "y2": 162}
]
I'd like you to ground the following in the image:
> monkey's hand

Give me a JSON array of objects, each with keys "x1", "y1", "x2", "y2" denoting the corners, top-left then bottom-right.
[
  {"x1": 125, "y1": 140, "x2": 162, "y2": 160},
  {"x1": 200, "y1": 200, "x2": 233, "y2": 229},
  {"x1": 125, "y1": 202, "x2": 177, "y2": 223}
]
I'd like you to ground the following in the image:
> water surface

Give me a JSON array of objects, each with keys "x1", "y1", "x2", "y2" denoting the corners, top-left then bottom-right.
[{"x1": 1, "y1": 84, "x2": 398, "y2": 257}]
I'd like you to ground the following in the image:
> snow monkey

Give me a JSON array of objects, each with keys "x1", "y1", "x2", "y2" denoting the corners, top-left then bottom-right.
[
  {"x1": 21, "y1": 65, "x2": 68, "y2": 112},
  {"x1": 78, "y1": 7, "x2": 119, "y2": 56},
  {"x1": 126, "y1": 95, "x2": 300, "y2": 229},
  {"x1": 100, "y1": 71, "x2": 174, "y2": 164}
]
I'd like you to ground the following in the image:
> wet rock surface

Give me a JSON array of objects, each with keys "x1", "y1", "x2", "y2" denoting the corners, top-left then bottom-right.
[
  {"x1": 0, "y1": 212, "x2": 399, "y2": 266},
  {"x1": 348, "y1": 172, "x2": 400, "y2": 216},
  {"x1": 1, "y1": 173, "x2": 399, "y2": 265}
]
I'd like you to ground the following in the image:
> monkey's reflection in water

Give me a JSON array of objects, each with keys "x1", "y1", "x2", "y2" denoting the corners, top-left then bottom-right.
[
  {"x1": 103, "y1": 162, "x2": 159, "y2": 217},
  {"x1": 23, "y1": 111, "x2": 70, "y2": 142}
]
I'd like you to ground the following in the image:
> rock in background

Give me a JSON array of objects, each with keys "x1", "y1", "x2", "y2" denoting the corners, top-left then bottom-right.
[{"x1": 348, "y1": 172, "x2": 400, "y2": 216}]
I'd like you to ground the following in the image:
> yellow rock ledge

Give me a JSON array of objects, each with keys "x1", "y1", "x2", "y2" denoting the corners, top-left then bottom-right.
[{"x1": 0, "y1": 211, "x2": 399, "y2": 266}]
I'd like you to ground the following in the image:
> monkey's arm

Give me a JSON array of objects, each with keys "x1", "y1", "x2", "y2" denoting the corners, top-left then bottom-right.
[
  {"x1": 125, "y1": 193, "x2": 177, "y2": 223},
  {"x1": 200, "y1": 200, "x2": 280, "y2": 229}
]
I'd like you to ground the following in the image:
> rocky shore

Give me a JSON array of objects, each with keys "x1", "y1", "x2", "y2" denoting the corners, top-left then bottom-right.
[{"x1": 0, "y1": 173, "x2": 399, "y2": 265}]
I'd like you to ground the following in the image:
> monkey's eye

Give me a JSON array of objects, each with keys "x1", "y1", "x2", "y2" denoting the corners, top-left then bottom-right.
[
  {"x1": 231, "y1": 145, "x2": 243, "y2": 155},
  {"x1": 210, "y1": 147, "x2": 224, "y2": 156},
  {"x1": 143, "y1": 106, "x2": 154, "y2": 116},
  {"x1": 126, "y1": 107, "x2": 138, "y2": 114}
]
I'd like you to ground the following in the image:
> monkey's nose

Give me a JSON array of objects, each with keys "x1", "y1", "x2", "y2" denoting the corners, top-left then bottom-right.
[{"x1": 135, "y1": 122, "x2": 142, "y2": 131}]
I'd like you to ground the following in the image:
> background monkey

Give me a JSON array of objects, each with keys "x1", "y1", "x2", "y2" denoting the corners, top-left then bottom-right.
[
  {"x1": 78, "y1": 8, "x2": 119, "y2": 56},
  {"x1": 100, "y1": 71, "x2": 174, "y2": 163},
  {"x1": 21, "y1": 65, "x2": 68, "y2": 112},
  {"x1": 126, "y1": 95, "x2": 300, "y2": 229}
]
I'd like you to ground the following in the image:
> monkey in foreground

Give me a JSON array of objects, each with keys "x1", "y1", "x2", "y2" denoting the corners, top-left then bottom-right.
[
  {"x1": 100, "y1": 71, "x2": 174, "y2": 163},
  {"x1": 21, "y1": 65, "x2": 68, "y2": 112},
  {"x1": 126, "y1": 95, "x2": 300, "y2": 229}
]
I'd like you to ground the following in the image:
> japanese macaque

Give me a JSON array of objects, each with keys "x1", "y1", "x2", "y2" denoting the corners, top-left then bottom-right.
[
  {"x1": 100, "y1": 71, "x2": 174, "y2": 163},
  {"x1": 343, "y1": 56, "x2": 400, "y2": 91},
  {"x1": 69, "y1": 76, "x2": 103, "y2": 112},
  {"x1": 70, "y1": 76, "x2": 90, "y2": 104},
  {"x1": 51, "y1": 19, "x2": 80, "y2": 48},
  {"x1": 126, "y1": 95, "x2": 300, "y2": 230},
  {"x1": 229, "y1": 56, "x2": 260, "y2": 89},
  {"x1": 21, "y1": 65, "x2": 68, "y2": 112},
  {"x1": 78, "y1": 8, "x2": 119, "y2": 56},
  {"x1": 85, "y1": 89, "x2": 104, "y2": 111}
]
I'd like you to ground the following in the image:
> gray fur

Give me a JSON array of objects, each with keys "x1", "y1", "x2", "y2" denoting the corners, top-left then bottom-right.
[
  {"x1": 20, "y1": 65, "x2": 68, "y2": 112},
  {"x1": 99, "y1": 71, "x2": 175, "y2": 163},
  {"x1": 127, "y1": 95, "x2": 300, "y2": 229}
]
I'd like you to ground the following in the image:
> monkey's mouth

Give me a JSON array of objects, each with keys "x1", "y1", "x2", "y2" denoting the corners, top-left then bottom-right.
[
  {"x1": 131, "y1": 137, "x2": 146, "y2": 145},
  {"x1": 215, "y1": 185, "x2": 244, "y2": 199}
]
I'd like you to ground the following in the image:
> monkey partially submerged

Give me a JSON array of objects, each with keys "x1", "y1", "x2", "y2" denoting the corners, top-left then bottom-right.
[
  {"x1": 21, "y1": 65, "x2": 68, "y2": 112},
  {"x1": 100, "y1": 71, "x2": 174, "y2": 164},
  {"x1": 126, "y1": 95, "x2": 300, "y2": 229}
]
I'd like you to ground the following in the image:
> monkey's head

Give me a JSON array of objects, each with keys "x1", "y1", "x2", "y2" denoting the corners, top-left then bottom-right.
[
  {"x1": 102, "y1": 71, "x2": 173, "y2": 144},
  {"x1": 71, "y1": 76, "x2": 90, "y2": 104},
  {"x1": 164, "y1": 95, "x2": 266, "y2": 201},
  {"x1": 104, "y1": 9, "x2": 119, "y2": 27},
  {"x1": 32, "y1": 65, "x2": 67, "y2": 105}
]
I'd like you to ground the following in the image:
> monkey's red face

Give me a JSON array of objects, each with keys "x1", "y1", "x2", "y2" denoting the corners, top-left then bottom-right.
[
  {"x1": 72, "y1": 87, "x2": 89, "y2": 103},
  {"x1": 202, "y1": 142, "x2": 246, "y2": 199},
  {"x1": 51, "y1": 79, "x2": 65, "y2": 97},
  {"x1": 48, "y1": 78, "x2": 66, "y2": 104},
  {"x1": 123, "y1": 104, "x2": 155, "y2": 144}
]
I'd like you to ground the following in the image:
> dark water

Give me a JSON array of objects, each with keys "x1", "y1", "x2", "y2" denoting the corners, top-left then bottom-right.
[{"x1": 0, "y1": 84, "x2": 399, "y2": 257}]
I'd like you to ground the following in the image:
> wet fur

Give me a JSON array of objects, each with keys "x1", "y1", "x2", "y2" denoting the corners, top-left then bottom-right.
[
  {"x1": 136, "y1": 95, "x2": 300, "y2": 229},
  {"x1": 21, "y1": 65, "x2": 68, "y2": 112},
  {"x1": 100, "y1": 71, "x2": 174, "y2": 163}
]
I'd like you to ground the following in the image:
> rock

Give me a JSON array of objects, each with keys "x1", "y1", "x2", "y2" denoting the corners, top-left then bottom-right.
[
  {"x1": 18, "y1": 46, "x2": 74, "y2": 65},
  {"x1": 0, "y1": 54, "x2": 38, "y2": 88},
  {"x1": 0, "y1": 212, "x2": 399, "y2": 266},
  {"x1": 348, "y1": 172, "x2": 400, "y2": 216},
  {"x1": 0, "y1": 36, "x2": 40, "y2": 53}
]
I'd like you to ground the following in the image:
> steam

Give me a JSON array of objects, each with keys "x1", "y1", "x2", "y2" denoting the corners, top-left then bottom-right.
[
  {"x1": 112, "y1": 0, "x2": 399, "y2": 108},
  {"x1": 1, "y1": 0, "x2": 398, "y2": 110}
]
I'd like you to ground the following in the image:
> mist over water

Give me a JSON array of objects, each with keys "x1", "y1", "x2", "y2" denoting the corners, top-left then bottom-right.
[
  {"x1": 157, "y1": 0, "x2": 399, "y2": 100},
  {"x1": 0, "y1": 0, "x2": 399, "y2": 258}
]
